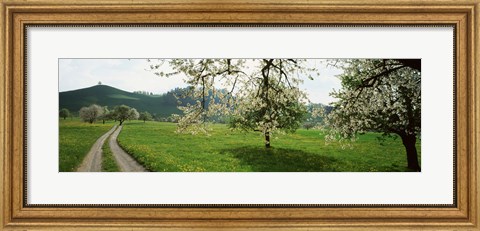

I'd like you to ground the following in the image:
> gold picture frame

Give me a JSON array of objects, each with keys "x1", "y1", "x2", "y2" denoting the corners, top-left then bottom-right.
[{"x1": 1, "y1": 0, "x2": 479, "y2": 230}]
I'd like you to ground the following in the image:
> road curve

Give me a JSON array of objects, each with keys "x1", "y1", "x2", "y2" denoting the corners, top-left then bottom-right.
[
  {"x1": 109, "y1": 125, "x2": 147, "y2": 172},
  {"x1": 77, "y1": 125, "x2": 118, "y2": 172}
]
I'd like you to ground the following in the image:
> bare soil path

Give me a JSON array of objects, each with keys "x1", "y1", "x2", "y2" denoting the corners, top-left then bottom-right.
[
  {"x1": 76, "y1": 125, "x2": 118, "y2": 172},
  {"x1": 109, "y1": 125, "x2": 147, "y2": 172}
]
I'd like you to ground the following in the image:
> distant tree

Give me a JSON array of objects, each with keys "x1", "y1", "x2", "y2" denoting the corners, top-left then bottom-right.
[
  {"x1": 151, "y1": 113, "x2": 160, "y2": 121},
  {"x1": 133, "y1": 90, "x2": 154, "y2": 96},
  {"x1": 98, "y1": 81, "x2": 102, "y2": 85},
  {"x1": 79, "y1": 104, "x2": 104, "y2": 124},
  {"x1": 303, "y1": 122, "x2": 316, "y2": 130},
  {"x1": 139, "y1": 111, "x2": 153, "y2": 123},
  {"x1": 59, "y1": 108, "x2": 70, "y2": 120},
  {"x1": 113, "y1": 105, "x2": 139, "y2": 125},
  {"x1": 168, "y1": 114, "x2": 180, "y2": 123},
  {"x1": 129, "y1": 108, "x2": 140, "y2": 120},
  {"x1": 99, "y1": 106, "x2": 110, "y2": 124}
]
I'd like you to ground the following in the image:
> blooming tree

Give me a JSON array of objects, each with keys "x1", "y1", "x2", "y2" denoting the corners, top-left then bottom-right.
[
  {"x1": 227, "y1": 59, "x2": 310, "y2": 148},
  {"x1": 79, "y1": 104, "x2": 104, "y2": 124},
  {"x1": 326, "y1": 59, "x2": 421, "y2": 171},
  {"x1": 129, "y1": 108, "x2": 140, "y2": 121},
  {"x1": 149, "y1": 59, "x2": 316, "y2": 148},
  {"x1": 139, "y1": 111, "x2": 153, "y2": 123},
  {"x1": 98, "y1": 106, "x2": 110, "y2": 124},
  {"x1": 113, "y1": 105, "x2": 139, "y2": 125}
]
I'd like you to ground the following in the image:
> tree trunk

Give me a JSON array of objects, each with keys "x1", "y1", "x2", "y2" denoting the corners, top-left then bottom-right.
[
  {"x1": 265, "y1": 131, "x2": 271, "y2": 148},
  {"x1": 119, "y1": 120, "x2": 123, "y2": 125},
  {"x1": 400, "y1": 134, "x2": 420, "y2": 171}
]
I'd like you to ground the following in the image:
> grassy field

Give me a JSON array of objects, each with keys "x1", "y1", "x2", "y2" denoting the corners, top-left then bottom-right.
[
  {"x1": 117, "y1": 121, "x2": 421, "y2": 172},
  {"x1": 59, "y1": 119, "x2": 115, "y2": 172},
  {"x1": 101, "y1": 131, "x2": 120, "y2": 172}
]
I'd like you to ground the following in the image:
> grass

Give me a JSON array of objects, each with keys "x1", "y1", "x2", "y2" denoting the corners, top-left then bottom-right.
[
  {"x1": 108, "y1": 94, "x2": 139, "y2": 100},
  {"x1": 116, "y1": 121, "x2": 421, "y2": 172},
  {"x1": 59, "y1": 119, "x2": 115, "y2": 172},
  {"x1": 101, "y1": 129, "x2": 120, "y2": 172}
]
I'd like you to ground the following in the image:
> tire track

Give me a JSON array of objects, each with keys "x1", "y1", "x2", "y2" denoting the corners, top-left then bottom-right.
[
  {"x1": 76, "y1": 125, "x2": 118, "y2": 172},
  {"x1": 109, "y1": 125, "x2": 147, "y2": 172}
]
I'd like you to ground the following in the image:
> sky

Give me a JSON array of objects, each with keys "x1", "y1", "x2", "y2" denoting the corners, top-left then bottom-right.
[{"x1": 59, "y1": 59, "x2": 343, "y2": 105}]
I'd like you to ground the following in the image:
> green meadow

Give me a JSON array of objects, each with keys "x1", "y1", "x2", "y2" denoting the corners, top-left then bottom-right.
[
  {"x1": 60, "y1": 119, "x2": 421, "y2": 172},
  {"x1": 101, "y1": 131, "x2": 120, "y2": 172},
  {"x1": 59, "y1": 119, "x2": 421, "y2": 172},
  {"x1": 113, "y1": 121, "x2": 421, "y2": 172},
  {"x1": 59, "y1": 119, "x2": 115, "y2": 172}
]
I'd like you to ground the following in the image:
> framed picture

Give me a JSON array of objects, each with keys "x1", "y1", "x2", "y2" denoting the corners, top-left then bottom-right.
[{"x1": 1, "y1": 0, "x2": 479, "y2": 230}]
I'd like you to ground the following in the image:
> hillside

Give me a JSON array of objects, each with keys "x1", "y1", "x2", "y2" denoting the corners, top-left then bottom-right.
[
  {"x1": 59, "y1": 85, "x2": 182, "y2": 117},
  {"x1": 60, "y1": 84, "x2": 333, "y2": 121}
]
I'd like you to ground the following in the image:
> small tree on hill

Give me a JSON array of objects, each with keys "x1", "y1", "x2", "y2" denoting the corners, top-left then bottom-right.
[
  {"x1": 79, "y1": 104, "x2": 104, "y2": 124},
  {"x1": 59, "y1": 108, "x2": 70, "y2": 120},
  {"x1": 139, "y1": 111, "x2": 153, "y2": 123}
]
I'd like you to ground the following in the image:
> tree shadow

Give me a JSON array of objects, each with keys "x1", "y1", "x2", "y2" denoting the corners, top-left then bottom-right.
[{"x1": 219, "y1": 146, "x2": 340, "y2": 172}]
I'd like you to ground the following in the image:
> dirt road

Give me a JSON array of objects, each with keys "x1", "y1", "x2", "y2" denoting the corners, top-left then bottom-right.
[
  {"x1": 109, "y1": 125, "x2": 147, "y2": 172},
  {"x1": 76, "y1": 125, "x2": 118, "y2": 172}
]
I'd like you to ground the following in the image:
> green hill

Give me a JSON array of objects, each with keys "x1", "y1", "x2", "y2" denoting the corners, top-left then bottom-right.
[
  {"x1": 59, "y1": 85, "x2": 182, "y2": 117},
  {"x1": 60, "y1": 84, "x2": 333, "y2": 122}
]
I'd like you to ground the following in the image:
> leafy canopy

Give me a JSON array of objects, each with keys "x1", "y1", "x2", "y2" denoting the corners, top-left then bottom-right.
[
  {"x1": 326, "y1": 59, "x2": 421, "y2": 143},
  {"x1": 149, "y1": 59, "x2": 318, "y2": 146}
]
